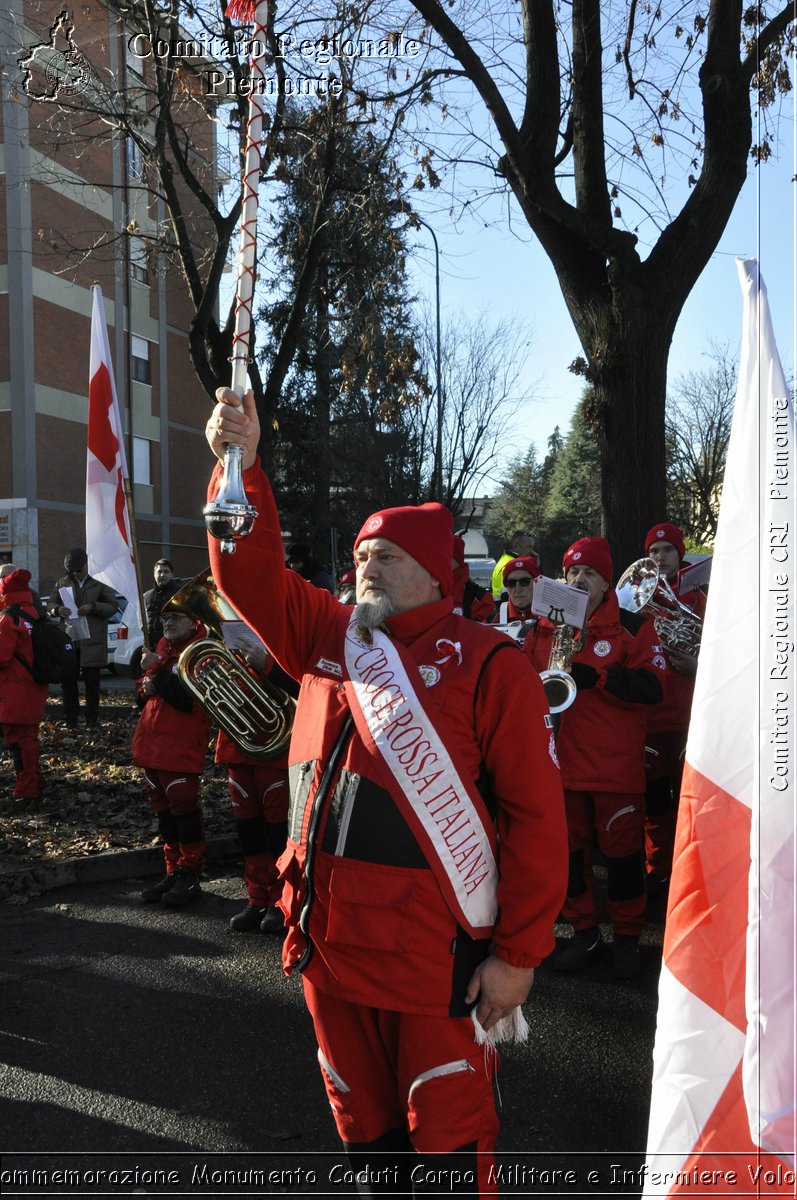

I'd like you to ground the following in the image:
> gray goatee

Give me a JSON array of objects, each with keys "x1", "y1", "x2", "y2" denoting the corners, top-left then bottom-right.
[{"x1": 355, "y1": 593, "x2": 395, "y2": 631}]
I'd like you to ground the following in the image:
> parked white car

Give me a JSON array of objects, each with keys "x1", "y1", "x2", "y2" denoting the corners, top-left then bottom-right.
[
  {"x1": 107, "y1": 595, "x2": 145, "y2": 677},
  {"x1": 464, "y1": 557, "x2": 496, "y2": 589}
]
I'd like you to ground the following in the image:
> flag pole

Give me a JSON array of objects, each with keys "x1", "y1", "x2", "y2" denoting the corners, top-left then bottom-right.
[{"x1": 120, "y1": 472, "x2": 149, "y2": 653}]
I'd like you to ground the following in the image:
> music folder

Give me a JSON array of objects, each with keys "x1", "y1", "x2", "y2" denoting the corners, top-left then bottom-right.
[{"x1": 531, "y1": 576, "x2": 589, "y2": 629}]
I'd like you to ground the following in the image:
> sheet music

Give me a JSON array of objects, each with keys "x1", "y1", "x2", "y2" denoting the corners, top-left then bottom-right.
[
  {"x1": 221, "y1": 620, "x2": 266, "y2": 654},
  {"x1": 679, "y1": 556, "x2": 712, "y2": 593},
  {"x1": 531, "y1": 576, "x2": 589, "y2": 629}
]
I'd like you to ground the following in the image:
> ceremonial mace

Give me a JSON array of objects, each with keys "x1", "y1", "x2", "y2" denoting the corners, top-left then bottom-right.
[{"x1": 203, "y1": 0, "x2": 267, "y2": 553}]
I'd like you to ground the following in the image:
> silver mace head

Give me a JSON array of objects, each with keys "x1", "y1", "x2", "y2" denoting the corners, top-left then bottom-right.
[{"x1": 203, "y1": 444, "x2": 258, "y2": 555}]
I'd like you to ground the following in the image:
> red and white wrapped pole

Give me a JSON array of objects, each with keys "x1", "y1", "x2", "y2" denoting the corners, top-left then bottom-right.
[{"x1": 204, "y1": 0, "x2": 268, "y2": 553}]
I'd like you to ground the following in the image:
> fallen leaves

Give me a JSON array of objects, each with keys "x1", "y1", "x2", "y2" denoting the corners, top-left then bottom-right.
[{"x1": 0, "y1": 692, "x2": 232, "y2": 872}]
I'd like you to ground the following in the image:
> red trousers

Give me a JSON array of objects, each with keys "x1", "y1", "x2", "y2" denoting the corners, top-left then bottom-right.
[
  {"x1": 644, "y1": 730, "x2": 687, "y2": 880},
  {"x1": 227, "y1": 763, "x2": 288, "y2": 907},
  {"x1": 143, "y1": 769, "x2": 205, "y2": 875},
  {"x1": 2, "y1": 723, "x2": 43, "y2": 800},
  {"x1": 562, "y1": 788, "x2": 646, "y2": 937},
  {"x1": 304, "y1": 978, "x2": 499, "y2": 1197}
]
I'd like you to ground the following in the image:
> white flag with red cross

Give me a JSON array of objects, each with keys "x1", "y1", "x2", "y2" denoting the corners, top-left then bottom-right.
[
  {"x1": 86, "y1": 285, "x2": 141, "y2": 632},
  {"x1": 643, "y1": 260, "x2": 796, "y2": 1195}
]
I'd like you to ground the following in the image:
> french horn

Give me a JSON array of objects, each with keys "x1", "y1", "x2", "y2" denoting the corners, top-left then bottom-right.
[{"x1": 162, "y1": 569, "x2": 295, "y2": 759}]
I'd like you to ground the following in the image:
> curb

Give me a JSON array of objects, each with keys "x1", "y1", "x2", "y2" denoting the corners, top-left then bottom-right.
[{"x1": 0, "y1": 834, "x2": 241, "y2": 902}]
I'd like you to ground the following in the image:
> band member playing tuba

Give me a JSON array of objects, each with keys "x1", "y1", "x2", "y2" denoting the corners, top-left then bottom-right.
[
  {"x1": 161, "y1": 571, "x2": 297, "y2": 932},
  {"x1": 525, "y1": 537, "x2": 667, "y2": 979},
  {"x1": 133, "y1": 611, "x2": 211, "y2": 908},
  {"x1": 205, "y1": 387, "x2": 568, "y2": 1195},
  {"x1": 641, "y1": 522, "x2": 706, "y2": 903}
]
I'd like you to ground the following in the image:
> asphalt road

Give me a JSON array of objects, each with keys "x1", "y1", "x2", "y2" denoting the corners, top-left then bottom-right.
[{"x1": 1, "y1": 858, "x2": 663, "y2": 1197}]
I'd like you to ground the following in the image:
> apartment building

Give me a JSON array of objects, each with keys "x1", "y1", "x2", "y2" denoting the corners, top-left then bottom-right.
[{"x1": 0, "y1": 0, "x2": 222, "y2": 592}]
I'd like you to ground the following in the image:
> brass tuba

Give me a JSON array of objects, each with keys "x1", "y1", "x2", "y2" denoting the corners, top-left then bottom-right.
[
  {"x1": 615, "y1": 557, "x2": 702, "y2": 654},
  {"x1": 162, "y1": 569, "x2": 295, "y2": 759}
]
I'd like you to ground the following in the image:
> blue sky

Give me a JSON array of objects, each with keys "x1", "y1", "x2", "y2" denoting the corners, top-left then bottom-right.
[{"x1": 408, "y1": 139, "x2": 795, "y2": 493}]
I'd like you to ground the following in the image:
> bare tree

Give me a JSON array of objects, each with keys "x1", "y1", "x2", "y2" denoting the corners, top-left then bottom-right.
[
  {"x1": 666, "y1": 344, "x2": 737, "y2": 543},
  {"x1": 411, "y1": 309, "x2": 536, "y2": 512},
  {"x1": 350, "y1": 0, "x2": 794, "y2": 566}
]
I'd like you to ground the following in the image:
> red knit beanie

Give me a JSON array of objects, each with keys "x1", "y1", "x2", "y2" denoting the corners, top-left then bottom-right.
[
  {"x1": 502, "y1": 555, "x2": 541, "y2": 583},
  {"x1": 355, "y1": 503, "x2": 454, "y2": 596},
  {"x1": 644, "y1": 522, "x2": 686, "y2": 562},
  {"x1": 563, "y1": 537, "x2": 613, "y2": 583},
  {"x1": 0, "y1": 568, "x2": 32, "y2": 598},
  {"x1": 453, "y1": 535, "x2": 466, "y2": 567}
]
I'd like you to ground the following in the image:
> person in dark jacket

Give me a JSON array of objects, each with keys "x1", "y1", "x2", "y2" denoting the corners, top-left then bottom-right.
[
  {"x1": 49, "y1": 548, "x2": 118, "y2": 728},
  {"x1": 451, "y1": 536, "x2": 495, "y2": 623},
  {"x1": 132, "y1": 610, "x2": 211, "y2": 908},
  {"x1": 143, "y1": 559, "x2": 182, "y2": 646},
  {"x1": 0, "y1": 569, "x2": 48, "y2": 807},
  {"x1": 285, "y1": 544, "x2": 335, "y2": 594}
]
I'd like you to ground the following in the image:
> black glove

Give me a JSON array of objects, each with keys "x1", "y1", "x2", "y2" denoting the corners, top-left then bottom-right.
[{"x1": 570, "y1": 662, "x2": 600, "y2": 690}]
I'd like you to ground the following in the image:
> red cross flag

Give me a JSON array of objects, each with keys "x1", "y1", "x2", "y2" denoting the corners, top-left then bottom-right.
[
  {"x1": 643, "y1": 260, "x2": 796, "y2": 1194},
  {"x1": 86, "y1": 285, "x2": 142, "y2": 634}
]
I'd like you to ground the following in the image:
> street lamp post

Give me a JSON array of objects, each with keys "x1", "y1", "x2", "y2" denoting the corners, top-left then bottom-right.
[{"x1": 415, "y1": 217, "x2": 443, "y2": 503}]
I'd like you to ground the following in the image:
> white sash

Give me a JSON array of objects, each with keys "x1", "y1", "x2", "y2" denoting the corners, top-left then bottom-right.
[{"x1": 343, "y1": 615, "x2": 498, "y2": 935}]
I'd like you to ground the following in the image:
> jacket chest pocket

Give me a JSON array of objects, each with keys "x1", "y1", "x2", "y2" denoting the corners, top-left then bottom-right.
[{"x1": 325, "y1": 863, "x2": 415, "y2": 953}]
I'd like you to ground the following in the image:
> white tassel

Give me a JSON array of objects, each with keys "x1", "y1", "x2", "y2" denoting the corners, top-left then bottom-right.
[{"x1": 471, "y1": 1005, "x2": 529, "y2": 1047}]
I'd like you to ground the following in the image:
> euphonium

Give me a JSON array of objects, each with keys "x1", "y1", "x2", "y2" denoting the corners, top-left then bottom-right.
[
  {"x1": 615, "y1": 557, "x2": 702, "y2": 654},
  {"x1": 163, "y1": 569, "x2": 295, "y2": 759},
  {"x1": 539, "y1": 623, "x2": 579, "y2": 714}
]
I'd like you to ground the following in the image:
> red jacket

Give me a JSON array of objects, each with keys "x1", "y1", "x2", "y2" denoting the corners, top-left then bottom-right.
[
  {"x1": 526, "y1": 591, "x2": 667, "y2": 793},
  {"x1": 132, "y1": 630, "x2": 212, "y2": 773},
  {"x1": 646, "y1": 583, "x2": 706, "y2": 734},
  {"x1": 209, "y1": 461, "x2": 568, "y2": 1018},
  {"x1": 0, "y1": 588, "x2": 48, "y2": 725}
]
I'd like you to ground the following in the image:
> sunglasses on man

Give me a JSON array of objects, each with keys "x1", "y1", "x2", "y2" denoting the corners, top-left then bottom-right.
[{"x1": 505, "y1": 576, "x2": 534, "y2": 588}]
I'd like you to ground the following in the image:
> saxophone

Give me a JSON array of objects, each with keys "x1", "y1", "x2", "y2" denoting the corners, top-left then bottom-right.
[{"x1": 540, "y1": 623, "x2": 579, "y2": 714}]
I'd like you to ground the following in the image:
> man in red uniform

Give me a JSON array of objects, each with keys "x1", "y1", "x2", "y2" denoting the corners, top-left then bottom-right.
[
  {"x1": 525, "y1": 537, "x2": 667, "y2": 979},
  {"x1": 642, "y1": 522, "x2": 705, "y2": 899},
  {"x1": 205, "y1": 388, "x2": 568, "y2": 1197},
  {"x1": 218, "y1": 722, "x2": 290, "y2": 933},
  {"x1": 488, "y1": 556, "x2": 541, "y2": 636},
  {"x1": 0, "y1": 569, "x2": 48, "y2": 807},
  {"x1": 133, "y1": 610, "x2": 212, "y2": 908},
  {"x1": 215, "y1": 628, "x2": 294, "y2": 934}
]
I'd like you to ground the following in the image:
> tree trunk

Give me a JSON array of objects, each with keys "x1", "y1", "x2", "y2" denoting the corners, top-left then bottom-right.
[{"x1": 569, "y1": 292, "x2": 674, "y2": 574}]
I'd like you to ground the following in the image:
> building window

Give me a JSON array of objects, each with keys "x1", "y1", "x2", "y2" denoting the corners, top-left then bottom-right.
[
  {"x1": 131, "y1": 335, "x2": 151, "y2": 384},
  {"x1": 132, "y1": 437, "x2": 151, "y2": 486},
  {"x1": 126, "y1": 35, "x2": 145, "y2": 82},
  {"x1": 129, "y1": 236, "x2": 149, "y2": 285},
  {"x1": 127, "y1": 136, "x2": 143, "y2": 181}
]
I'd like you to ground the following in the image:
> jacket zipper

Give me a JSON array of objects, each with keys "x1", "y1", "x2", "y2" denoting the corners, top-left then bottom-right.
[{"x1": 294, "y1": 713, "x2": 355, "y2": 974}]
